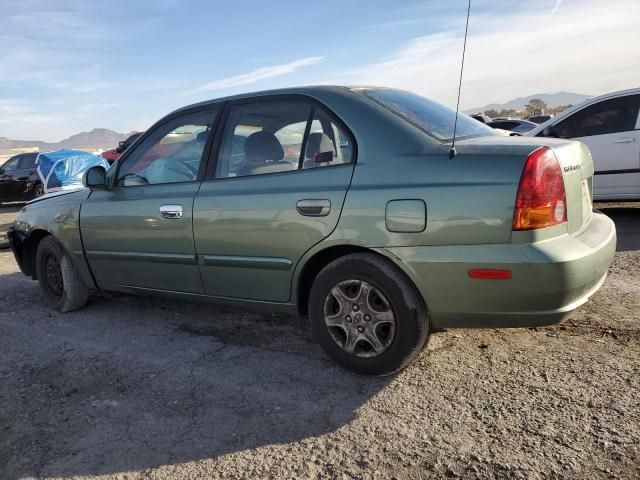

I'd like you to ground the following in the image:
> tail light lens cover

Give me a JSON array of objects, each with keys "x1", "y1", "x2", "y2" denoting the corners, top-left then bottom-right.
[{"x1": 513, "y1": 146, "x2": 567, "y2": 231}]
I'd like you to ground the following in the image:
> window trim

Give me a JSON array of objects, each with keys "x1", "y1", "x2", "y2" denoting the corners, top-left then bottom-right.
[
  {"x1": 202, "y1": 93, "x2": 357, "y2": 182},
  {"x1": 111, "y1": 104, "x2": 223, "y2": 189},
  {"x1": 551, "y1": 94, "x2": 640, "y2": 138}
]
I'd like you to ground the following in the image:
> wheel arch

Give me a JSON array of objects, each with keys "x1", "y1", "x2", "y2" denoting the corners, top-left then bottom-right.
[
  {"x1": 20, "y1": 228, "x2": 52, "y2": 279},
  {"x1": 20, "y1": 228, "x2": 95, "y2": 290},
  {"x1": 295, "y1": 244, "x2": 426, "y2": 316}
]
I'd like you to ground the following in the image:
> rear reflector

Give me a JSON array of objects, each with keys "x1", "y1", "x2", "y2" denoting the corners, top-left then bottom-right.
[
  {"x1": 468, "y1": 269, "x2": 512, "y2": 279},
  {"x1": 513, "y1": 146, "x2": 567, "y2": 231}
]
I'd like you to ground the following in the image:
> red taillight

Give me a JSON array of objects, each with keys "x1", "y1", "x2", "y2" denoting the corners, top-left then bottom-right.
[{"x1": 512, "y1": 146, "x2": 567, "y2": 231}]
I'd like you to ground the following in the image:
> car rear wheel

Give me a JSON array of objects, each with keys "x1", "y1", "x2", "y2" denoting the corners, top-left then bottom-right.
[
  {"x1": 36, "y1": 236, "x2": 89, "y2": 312},
  {"x1": 309, "y1": 253, "x2": 429, "y2": 376}
]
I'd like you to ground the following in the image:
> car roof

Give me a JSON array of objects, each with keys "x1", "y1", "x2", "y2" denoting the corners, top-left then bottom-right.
[
  {"x1": 527, "y1": 87, "x2": 640, "y2": 135},
  {"x1": 170, "y1": 85, "x2": 358, "y2": 116}
]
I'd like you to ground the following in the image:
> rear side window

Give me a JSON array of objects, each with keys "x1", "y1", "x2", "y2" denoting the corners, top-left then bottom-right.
[
  {"x1": 302, "y1": 107, "x2": 353, "y2": 169},
  {"x1": 354, "y1": 88, "x2": 496, "y2": 142},
  {"x1": 216, "y1": 100, "x2": 354, "y2": 178},
  {"x1": 19, "y1": 154, "x2": 37, "y2": 169},
  {"x1": 554, "y1": 95, "x2": 640, "y2": 138}
]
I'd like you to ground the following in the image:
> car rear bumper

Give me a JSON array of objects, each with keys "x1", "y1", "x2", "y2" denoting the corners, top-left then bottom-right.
[{"x1": 379, "y1": 211, "x2": 617, "y2": 329}]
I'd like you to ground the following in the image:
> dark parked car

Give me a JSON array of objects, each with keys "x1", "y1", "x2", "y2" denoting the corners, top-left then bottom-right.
[
  {"x1": 528, "y1": 114, "x2": 554, "y2": 124},
  {"x1": 487, "y1": 119, "x2": 538, "y2": 135},
  {"x1": 0, "y1": 152, "x2": 44, "y2": 204},
  {"x1": 101, "y1": 132, "x2": 143, "y2": 163},
  {"x1": 471, "y1": 114, "x2": 492, "y2": 124}
]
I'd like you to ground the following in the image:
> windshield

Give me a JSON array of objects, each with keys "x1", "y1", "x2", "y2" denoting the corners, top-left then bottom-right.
[{"x1": 354, "y1": 88, "x2": 496, "y2": 142}]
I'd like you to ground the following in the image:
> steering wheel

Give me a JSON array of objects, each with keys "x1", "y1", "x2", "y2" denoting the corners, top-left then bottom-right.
[{"x1": 120, "y1": 173, "x2": 149, "y2": 186}]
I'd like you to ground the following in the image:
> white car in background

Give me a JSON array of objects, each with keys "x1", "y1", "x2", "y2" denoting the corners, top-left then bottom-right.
[{"x1": 527, "y1": 88, "x2": 640, "y2": 200}]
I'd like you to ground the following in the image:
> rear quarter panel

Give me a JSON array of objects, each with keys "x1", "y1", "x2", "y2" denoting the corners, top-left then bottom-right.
[{"x1": 308, "y1": 90, "x2": 531, "y2": 247}]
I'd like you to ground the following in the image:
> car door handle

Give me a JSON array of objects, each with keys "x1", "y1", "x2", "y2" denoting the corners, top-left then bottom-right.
[
  {"x1": 613, "y1": 137, "x2": 637, "y2": 143},
  {"x1": 159, "y1": 204, "x2": 183, "y2": 219},
  {"x1": 296, "y1": 199, "x2": 331, "y2": 217}
]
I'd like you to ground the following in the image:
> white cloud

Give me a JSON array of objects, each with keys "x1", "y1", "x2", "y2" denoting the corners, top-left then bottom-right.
[
  {"x1": 0, "y1": 100, "x2": 58, "y2": 129},
  {"x1": 340, "y1": 0, "x2": 640, "y2": 110},
  {"x1": 185, "y1": 56, "x2": 326, "y2": 95}
]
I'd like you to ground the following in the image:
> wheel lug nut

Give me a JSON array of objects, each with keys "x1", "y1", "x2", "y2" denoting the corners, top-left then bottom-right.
[
  {"x1": 345, "y1": 316, "x2": 352, "y2": 323},
  {"x1": 352, "y1": 304, "x2": 359, "y2": 312},
  {"x1": 364, "y1": 314, "x2": 371, "y2": 321},
  {"x1": 357, "y1": 326, "x2": 364, "y2": 333}
]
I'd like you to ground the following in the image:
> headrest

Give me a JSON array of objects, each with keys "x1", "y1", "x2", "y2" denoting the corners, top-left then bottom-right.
[
  {"x1": 244, "y1": 131, "x2": 284, "y2": 163},
  {"x1": 306, "y1": 132, "x2": 334, "y2": 158}
]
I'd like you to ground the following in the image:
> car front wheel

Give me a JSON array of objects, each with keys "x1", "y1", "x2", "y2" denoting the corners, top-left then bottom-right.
[
  {"x1": 309, "y1": 253, "x2": 429, "y2": 376},
  {"x1": 35, "y1": 236, "x2": 89, "y2": 312},
  {"x1": 32, "y1": 183, "x2": 44, "y2": 198}
]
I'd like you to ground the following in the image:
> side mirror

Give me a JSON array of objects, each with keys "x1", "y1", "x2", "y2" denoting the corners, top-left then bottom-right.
[
  {"x1": 116, "y1": 140, "x2": 126, "y2": 153},
  {"x1": 83, "y1": 165, "x2": 108, "y2": 189}
]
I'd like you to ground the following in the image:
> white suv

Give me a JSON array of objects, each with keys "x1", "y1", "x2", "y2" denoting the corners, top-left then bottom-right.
[{"x1": 528, "y1": 88, "x2": 640, "y2": 200}]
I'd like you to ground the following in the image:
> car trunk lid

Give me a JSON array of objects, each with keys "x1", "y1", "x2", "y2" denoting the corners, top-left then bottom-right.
[{"x1": 454, "y1": 135, "x2": 594, "y2": 235}]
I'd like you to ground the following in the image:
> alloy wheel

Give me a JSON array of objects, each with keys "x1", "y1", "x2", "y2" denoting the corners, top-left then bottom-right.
[
  {"x1": 323, "y1": 279, "x2": 396, "y2": 358},
  {"x1": 44, "y1": 254, "x2": 64, "y2": 297}
]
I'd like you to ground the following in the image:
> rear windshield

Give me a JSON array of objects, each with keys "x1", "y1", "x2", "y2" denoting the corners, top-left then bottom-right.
[{"x1": 354, "y1": 88, "x2": 496, "y2": 142}]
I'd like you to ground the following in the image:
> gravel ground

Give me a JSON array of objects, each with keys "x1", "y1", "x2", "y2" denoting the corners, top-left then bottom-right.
[{"x1": 0, "y1": 203, "x2": 638, "y2": 480}]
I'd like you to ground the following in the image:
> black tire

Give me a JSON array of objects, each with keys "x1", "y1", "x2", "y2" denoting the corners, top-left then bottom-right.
[
  {"x1": 309, "y1": 253, "x2": 429, "y2": 376},
  {"x1": 35, "y1": 236, "x2": 89, "y2": 312},
  {"x1": 32, "y1": 182, "x2": 44, "y2": 198}
]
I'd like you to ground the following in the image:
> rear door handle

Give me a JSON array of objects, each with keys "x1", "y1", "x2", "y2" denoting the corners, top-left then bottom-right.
[
  {"x1": 159, "y1": 204, "x2": 183, "y2": 219},
  {"x1": 296, "y1": 199, "x2": 331, "y2": 217},
  {"x1": 613, "y1": 137, "x2": 637, "y2": 143}
]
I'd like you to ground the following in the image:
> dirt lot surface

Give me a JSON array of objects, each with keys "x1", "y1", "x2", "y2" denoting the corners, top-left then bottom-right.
[{"x1": 0, "y1": 203, "x2": 638, "y2": 480}]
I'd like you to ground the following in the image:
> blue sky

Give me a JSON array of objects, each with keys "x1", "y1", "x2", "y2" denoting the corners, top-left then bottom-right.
[{"x1": 1, "y1": 0, "x2": 638, "y2": 141}]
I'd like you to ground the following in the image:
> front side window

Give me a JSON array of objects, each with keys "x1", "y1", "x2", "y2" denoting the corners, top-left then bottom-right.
[
  {"x1": 1, "y1": 156, "x2": 21, "y2": 171},
  {"x1": 354, "y1": 88, "x2": 496, "y2": 142},
  {"x1": 216, "y1": 100, "x2": 354, "y2": 178},
  {"x1": 117, "y1": 109, "x2": 218, "y2": 186},
  {"x1": 554, "y1": 95, "x2": 640, "y2": 138}
]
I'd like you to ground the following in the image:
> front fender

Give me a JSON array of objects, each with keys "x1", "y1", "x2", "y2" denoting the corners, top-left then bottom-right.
[{"x1": 11, "y1": 189, "x2": 96, "y2": 288}]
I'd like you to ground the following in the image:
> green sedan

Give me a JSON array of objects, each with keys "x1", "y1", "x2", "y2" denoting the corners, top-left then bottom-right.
[{"x1": 8, "y1": 86, "x2": 616, "y2": 375}]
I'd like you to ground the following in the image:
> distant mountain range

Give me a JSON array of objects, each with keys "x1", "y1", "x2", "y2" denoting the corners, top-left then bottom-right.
[
  {"x1": 0, "y1": 128, "x2": 136, "y2": 153},
  {"x1": 464, "y1": 92, "x2": 592, "y2": 115}
]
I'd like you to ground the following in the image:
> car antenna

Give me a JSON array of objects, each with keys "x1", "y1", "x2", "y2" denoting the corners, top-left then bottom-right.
[{"x1": 449, "y1": 0, "x2": 472, "y2": 160}]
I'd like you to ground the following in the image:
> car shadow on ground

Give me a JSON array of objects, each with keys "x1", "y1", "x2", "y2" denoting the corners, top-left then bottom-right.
[
  {"x1": 0, "y1": 271, "x2": 391, "y2": 478},
  {"x1": 596, "y1": 204, "x2": 640, "y2": 252},
  {"x1": 0, "y1": 203, "x2": 638, "y2": 478}
]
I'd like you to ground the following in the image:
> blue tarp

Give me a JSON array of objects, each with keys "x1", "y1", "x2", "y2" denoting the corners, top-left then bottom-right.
[{"x1": 36, "y1": 149, "x2": 110, "y2": 193}]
